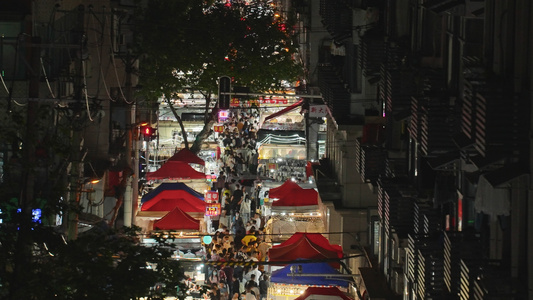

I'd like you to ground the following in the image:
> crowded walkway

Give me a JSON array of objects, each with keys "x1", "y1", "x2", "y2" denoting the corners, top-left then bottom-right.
[{"x1": 191, "y1": 109, "x2": 271, "y2": 300}]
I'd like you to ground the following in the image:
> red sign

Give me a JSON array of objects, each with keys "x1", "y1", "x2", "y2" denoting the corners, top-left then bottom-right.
[
  {"x1": 205, "y1": 203, "x2": 221, "y2": 216},
  {"x1": 268, "y1": 163, "x2": 278, "y2": 170},
  {"x1": 218, "y1": 110, "x2": 229, "y2": 123},
  {"x1": 205, "y1": 191, "x2": 219, "y2": 203},
  {"x1": 214, "y1": 125, "x2": 224, "y2": 133},
  {"x1": 230, "y1": 98, "x2": 240, "y2": 107},
  {"x1": 258, "y1": 96, "x2": 289, "y2": 105}
]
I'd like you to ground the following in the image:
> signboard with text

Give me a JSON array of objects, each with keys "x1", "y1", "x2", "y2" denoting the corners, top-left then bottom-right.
[
  {"x1": 309, "y1": 105, "x2": 327, "y2": 118},
  {"x1": 218, "y1": 110, "x2": 229, "y2": 122},
  {"x1": 268, "y1": 163, "x2": 278, "y2": 170},
  {"x1": 205, "y1": 191, "x2": 219, "y2": 203},
  {"x1": 214, "y1": 125, "x2": 224, "y2": 133},
  {"x1": 205, "y1": 203, "x2": 221, "y2": 216}
]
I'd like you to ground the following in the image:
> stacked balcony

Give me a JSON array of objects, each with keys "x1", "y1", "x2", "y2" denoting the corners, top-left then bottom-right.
[
  {"x1": 317, "y1": 64, "x2": 352, "y2": 125},
  {"x1": 413, "y1": 201, "x2": 440, "y2": 235},
  {"x1": 407, "y1": 234, "x2": 446, "y2": 299},
  {"x1": 355, "y1": 138, "x2": 386, "y2": 184},
  {"x1": 319, "y1": 0, "x2": 352, "y2": 43},
  {"x1": 443, "y1": 231, "x2": 483, "y2": 298},
  {"x1": 411, "y1": 96, "x2": 457, "y2": 156}
]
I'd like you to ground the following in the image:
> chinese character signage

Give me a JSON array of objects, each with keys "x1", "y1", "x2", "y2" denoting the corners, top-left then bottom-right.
[
  {"x1": 309, "y1": 105, "x2": 327, "y2": 118},
  {"x1": 205, "y1": 191, "x2": 219, "y2": 203},
  {"x1": 218, "y1": 110, "x2": 229, "y2": 122},
  {"x1": 230, "y1": 98, "x2": 240, "y2": 107},
  {"x1": 268, "y1": 163, "x2": 278, "y2": 170},
  {"x1": 205, "y1": 203, "x2": 221, "y2": 216},
  {"x1": 258, "y1": 96, "x2": 289, "y2": 105},
  {"x1": 214, "y1": 125, "x2": 224, "y2": 133}
]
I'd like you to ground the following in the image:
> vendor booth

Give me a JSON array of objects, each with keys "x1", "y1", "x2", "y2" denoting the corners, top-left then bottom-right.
[
  {"x1": 153, "y1": 206, "x2": 201, "y2": 231},
  {"x1": 167, "y1": 148, "x2": 205, "y2": 166},
  {"x1": 266, "y1": 180, "x2": 326, "y2": 241},
  {"x1": 136, "y1": 182, "x2": 208, "y2": 233},
  {"x1": 145, "y1": 161, "x2": 209, "y2": 194},
  {"x1": 146, "y1": 160, "x2": 206, "y2": 181},
  {"x1": 268, "y1": 233, "x2": 343, "y2": 268},
  {"x1": 269, "y1": 262, "x2": 352, "y2": 300}
]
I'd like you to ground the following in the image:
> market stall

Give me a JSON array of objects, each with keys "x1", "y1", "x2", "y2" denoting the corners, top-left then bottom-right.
[
  {"x1": 153, "y1": 206, "x2": 201, "y2": 231},
  {"x1": 145, "y1": 159, "x2": 209, "y2": 194},
  {"x1": 167, "y1": 148, "x2": 205, "y2": 166},
  {"x1": 141, "y1": 182, "x2": 205, "y2": 203},
  {"x1": 268, "y1": 262, "x2": 352, "y2": 300},
  {"x1": 268, "y1": 233, "x2": 343, "y2": 268},
  {"x1": 266, "y1": 180, "x2": 326, "y2": 241},
  {"x1": 136, "y1": 181, "x2": 208, "y2": 232}
]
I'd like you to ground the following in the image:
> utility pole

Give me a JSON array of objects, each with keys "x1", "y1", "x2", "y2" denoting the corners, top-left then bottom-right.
[
  {"x1": 124, "y1": 52, "x2": 137, "y2": 227},
  {"x1": 9, "y1": 35, "x2": 41, "y2": 300},
  {"x1": 66, "y1": 35, "x2": 85, "y2": 240},
  {"x1": 67, "y1": 7, "x2": 87, "y2": 239}
]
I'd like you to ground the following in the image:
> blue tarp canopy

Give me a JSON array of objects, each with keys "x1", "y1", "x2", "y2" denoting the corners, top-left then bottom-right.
[
  {"x1": 270, "y1": 262, "x2": 351, "y2": 287},
  {"x1": 141, "y1": 182, "x2": 204, "y2": 203}
]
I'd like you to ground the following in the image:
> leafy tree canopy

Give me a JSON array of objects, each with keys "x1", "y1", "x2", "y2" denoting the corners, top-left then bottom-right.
[
  {"x1": 135, "y1": 0, "x2": 302, "y2": 101},
  {"x1": 0, "y1": 223, "x2": 185, "y2": 299}
]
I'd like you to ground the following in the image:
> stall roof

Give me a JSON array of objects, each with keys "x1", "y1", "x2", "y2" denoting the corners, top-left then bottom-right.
[
  {"x1": 141, "y1": 196, "x2": 206, "y2": 213},
  {"x1": 282, "y1": 233, "x2": 343, "y2": 255},
  {"x1": 269, "y1": 179, "x2": 302, "y2": 199},
  {"x1": 146, "y1": 161, "x2": 206, "y2": 180},
  {"x1": 141, "y1": 182, "x2": 204, "y2": 203},
  {"x1": 269, "y1": 233, "x2": 343, "y2": 268},
  {"x1": 168, "y1": 148, "x2": 205, "y2": 166},
  {"x1": 153, "y1": 207, "x2": 200, "y2": 231},
  {"x1": 293, "y1": 287, "x2": 353, "y2": 300}
]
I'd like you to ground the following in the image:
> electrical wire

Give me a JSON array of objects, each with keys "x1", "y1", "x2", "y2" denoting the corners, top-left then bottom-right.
[
  {"x1": 90, "y1": 8, "x2": 115, "y2": 102},
  {"x1": 40, "y1": 57, "x2": 56, "y2": 98},
  {"x1": 106, "y1": 15, "x2": 133, "y2": 104},
  {"x1": 82, "y1": 60, "x2": 94, "y2": 122},
  {"x1": 0, "y1": 72, "x2": 9, "y2": 94}
]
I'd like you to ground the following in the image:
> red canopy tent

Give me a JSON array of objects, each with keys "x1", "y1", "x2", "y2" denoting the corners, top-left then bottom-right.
[
  {"x1": 293, "y1": 287, "x2": 353, "y2": 300},
  {"x1": 141, "y1": 188, "x2": 205, "y2": 205},
  {"x1": 268, "y1": 233, "x2": 343, "y2": 268},
  {"x1": 269, "y1": 179, "x2": 302, "y2": 199},
  {"x1": 281, "y1": 233, "x2": 343, "y2": 256},
  {"x1": 270, "y1": 182, "x2": 320, "y2": 212},
  {"x1": 153, "y1": 207, "x2": 200, "y2": 231},
  {"x1": 271, "y1": 188, "x2": 319, "y2": 207},
  {"x1": 168, "y1": 148, "x2": 205, "y2": 166},
  {"x1": 141, "y1": 196, "x2": 206, "y2": 213},
  {"x1": 146, "y1": 161, "x2": 206, "y2": 180}
]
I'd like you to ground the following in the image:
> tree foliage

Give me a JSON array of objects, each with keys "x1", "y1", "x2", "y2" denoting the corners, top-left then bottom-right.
[
  {"x1": 137, "y1": 0, "x2": 301, "y2": 96},
  {"x1": 0, "y1": 222, "x2": 185, "y2": 299},
  {"x1": 134, "y1": 0, "x2": 303, "y2": 152}
]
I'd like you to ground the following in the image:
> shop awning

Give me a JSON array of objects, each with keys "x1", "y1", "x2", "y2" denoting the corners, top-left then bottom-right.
[{"x1": 264, "y1": 99, "x2": 303, "y2": 122}]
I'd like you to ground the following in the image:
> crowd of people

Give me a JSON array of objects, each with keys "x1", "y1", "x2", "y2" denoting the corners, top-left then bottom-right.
[{"x1": 200, "y1": 109, "x2": 273, "y2": 300}]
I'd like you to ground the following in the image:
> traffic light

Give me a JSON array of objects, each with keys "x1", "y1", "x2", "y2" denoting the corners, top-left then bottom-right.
[
  {"x1": 140, "y1": 125, "x2": 157, "y2": 141},
  {"x1": 218, "y1": 76, "x2": 231, "y2": 109}
]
